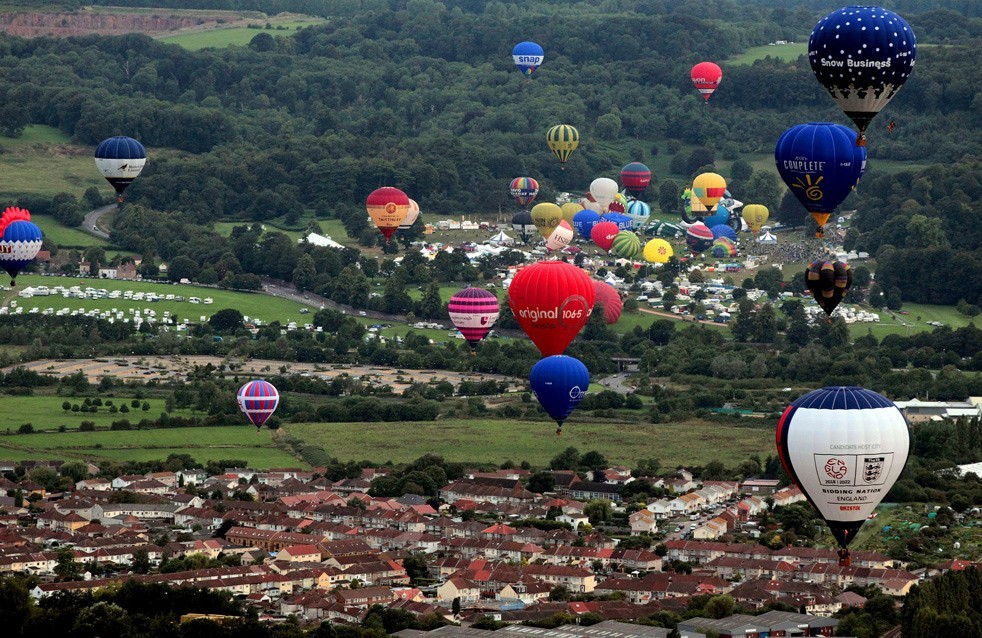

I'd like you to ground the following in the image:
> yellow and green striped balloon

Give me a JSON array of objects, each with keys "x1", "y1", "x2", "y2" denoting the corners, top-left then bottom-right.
[
  {"x1": 546, "y1": 125, "x2": 580, "y2": 167},
  {"x1": 612, "y1": 230, "x2": 642, "y2": 260}
]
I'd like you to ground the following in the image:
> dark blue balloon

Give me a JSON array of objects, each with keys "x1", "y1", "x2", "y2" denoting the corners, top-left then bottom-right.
[
  {"x1": 95, "y1": 136, "x2": 146, "y2": 160},
  {"x1": 602, "y1": 213, "x2": 633, "y2": 231},
  {"x1": 0, "y1": 220, "x2": 43, "y2": 281},
  {"x1": 530, "y1": 355, "x2": 590, "y2": 434},
  {"x1": 701, "y1": 204, "x2": 730, "y2": 228},
  {"x1": 710, "y1": 224, "x2": 737, "y2": 242},
  {"x1": 775, "y1": 123, "x2": 867, "y2": 217},
  {"x1": 572, "y1": 210, "x2": 601, "y2": 240},
  {"x1": 809, "y1": 6, "x2": 916, "y2": 138}
]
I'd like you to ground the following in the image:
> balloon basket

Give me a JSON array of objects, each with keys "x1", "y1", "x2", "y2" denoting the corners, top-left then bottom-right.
[
  {"x1": 837, "y1": 548, "x2": 851, "y2": 567},
  {"x1": 855, "y1": 134, "x2": 867, "y2": 147}
]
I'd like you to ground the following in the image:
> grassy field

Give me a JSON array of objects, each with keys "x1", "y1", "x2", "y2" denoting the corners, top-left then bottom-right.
[
  {"x1": 0, "y1": 395, "x2": 193, "y2": 430},
  {"x1": 3, "y1": 274, "x2": 313, "y2": 325},
  {"x1": 158, "y1": 18, "x2": 325, "y2": 50},
  {"x1": 0, "y1": 126, "x2": 111, "y2": 198},
  {"x1": 847, "y1": 303, "x2": 976, "y2": 340},
  {"x1": 32, "y1": 214, "x2": 109, "y2": 249},
  {"x1": 213, "y1": 217, "x2": 351, "y2": 246},
  {"x1": 728, "y1": 42, "x2": 808, "y2": 65},
  {"x1": 286, "y1": 418, "x2": 772, "y2": 467}
]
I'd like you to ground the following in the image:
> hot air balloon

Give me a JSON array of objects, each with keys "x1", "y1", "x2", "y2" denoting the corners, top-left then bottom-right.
[
  {"x1": 512, "y1": 41, "x2": 544, "y2": 77},
  {"x1": 777, "y1": 386, "x2": 909, "y2": 565},
  {"x1": 742, "y1": 204, "x2": 769, "y2": 234},
  {"x1": 510, "y1": 177, "x2": 539, "y2": 207},
  {"x1": 366, "y1": 187, "x2": 410, "y2": 242},
  {"x1": 397, "y1": 198, "x2": 421, "y2": 232},
  {"x1": 710, "y1": 224, "x2": 737, "y2": 242},
  {"x1": 805, "y1": 260, "x2": 852, "y2": 316},
  {"x1": 590, "y1": 178, "x2": 619, "y2": 212},
  {"x1": 0, "y1": 207, "x2": 43, "y2": 286},
  {"x1": 572, "y1": 210, "x2": 601, "y2": 240},
  {"x1": 809, "y1": 7, "x2": 916, "y2": 145},
  {"x1": 530, "y1": 355, "x2": 590, "y2": 435},
  {"x1": 237, "y1": 380, "x2": 280, "y2": 431},
  {"x1": 546, "y1": 125, "x2": 579, "y2": 168},
  {"x1": 647, "y1": 220, "x2": 683, "y2": 239},
  {"x1": 601, "y1": 213, "x2": 633, "y2": 231},
  {"x1": 692, "y1": 173, "x2": 727, "y2": 211},
  {"x1": 94, "y1": 136, "x2": 146, "y2": 203},
  {"x1": 448, "y1": 287, "x2": 500, "y2": 353},
  {"x1": 512, "y1": 210, "x2": 537, "y2": 245},
  {"x1": 686, "y1": 222, "x2": 714, "y2": 255},
  {"x1": 592, "y1": 280, "x2": 622, "y2": 325},
  {"x1": 711, "y1": 237, "x2": 737, "y2": 259},
  {"x1": 643, "y1": 238, "x2": 673, "y2": 264},
  {"x1": 702, "y1": 205, "x2": 731, "y2": 230},
  {"x1": 560, "y1": 202, "x2": 583, "y2": 226},
  {"x1": 612, "y1": 230, "x2": 642, "y2": 260},
  {"x1": 546, "y1": 220, "x2": 575, "y2": 252},
  {"x1": 620, "y1": 162, "x2": 652, "y2": 198},
  {"x1": 591, "y1": 221, "x2": 620, "y2": 253},
  {"x1": 626, "y1": 200, "x2": 651, "y2": 231},
  {"x1": 507, "y1": 261, "x2": 595, "y2": 357},
  {"x1": 531, "y1": 202, "x2": 563, "y2": 239},
  {"x1": 691, "y1": 61, "x2": 722, "y2": 102},
  {"x1": 775, "y1": 123, "x2": 867, "y2": 238}
]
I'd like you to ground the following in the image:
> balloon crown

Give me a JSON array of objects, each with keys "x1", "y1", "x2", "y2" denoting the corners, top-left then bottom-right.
[{"x1": 0, "y1": 207, "x2": 32, "y2": 235}]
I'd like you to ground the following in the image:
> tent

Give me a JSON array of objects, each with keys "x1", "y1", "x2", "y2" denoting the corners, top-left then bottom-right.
[
  {"x1": 489, "y1": 230, "x2": 514, "y2": 246},
  {"x1": 302, "y1": 232, "x2": 345, "y2": 249},
  {"x1": 758, "y1": 231, "x2": 777, "y2": 244}
]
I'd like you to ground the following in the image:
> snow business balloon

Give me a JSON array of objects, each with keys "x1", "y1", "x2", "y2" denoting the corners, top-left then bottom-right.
[
  {"x1": 237, "y1": 380, "x2": 280, "y2": 430},
  {"x1": 612, "y1": 231, "x2": 642, "y2": 261},
  {"x1": 620, "y1": 162, "x2": 652, "y2": 198},
  {"x1": 398, "y1": 199, "x2": 421, "y2": 232},
  {"x1": 626, "y1": 200, "x2": 651, "y2": 230},
  {"x1": 546, "y1": 220, "x2": 575, "y2": 252},
  {"x1": 366, "y1": 187, "x2": 410, "y2": 242},
  {"x1": 686, "y1": 222, "x2": 714, "y2": 254},
  {"x1": 742, "y1": 204, "x2": 769, "y2": 234},
  {"x1": 591, "y1": 221, "x2": 620, "y2": 253},
  {"x1": 448, "y1": 287, "x2": 500, "y2": 351},
  {"x1": 531, "y1": 355, "x2": 590, "y2": 435},
  {"x1": 776, "y1": 386, "x2": 909, "y2": 564},
  {"x1": 513, "y1": 41, "x2": 544, "y2": 77},
  {"x1": 0, "y1": 207, "x2": 43, "y2": 285},
  {"x1": 531, "y1": 202, "x2": 563, "y2": 239},
  {"x1": 572, "y1": 209, "x2": 601, "y2": 240},
  {"x1": 692, "y1": 173, "x2": 727, "y2": 211},
  {"x1": 809, "y1": 6, "x2": 916, "y2": 145},
  {"x1": 691, "y1": 62, "x2": 722, "y2": 101},
  {"x1": 94, "y1": 136, "x2": 146, "y2": 202},
  {"x1": 592, "y1": 280, "x2": 622, "y2": 325},
  {"x1": 507, "y1": 260, "x2": 595, "y2": 357},
  {"x1": 643, "y1": 238, "x2": 673, "y2": 264},
  {"x1": 590, "y1": 178, "x2": 619, "y2": 212},
  {"x1": 805, "y1": 260, "x2": 852, "y2": 316},
  {"x1": 511, "y1": 210, "x2": 537, "y2": 245},
  {"x1": 775, "y1": 123, "x2": 866, "y2": 238},
  {"x1": 546, "y1": 125, "x2": 579, "y2": 168},
  {"x1": 510, "y1": 177, "x2": 540, "y2": 207}
]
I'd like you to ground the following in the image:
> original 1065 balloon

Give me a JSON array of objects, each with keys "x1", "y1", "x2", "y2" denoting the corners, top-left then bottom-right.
[
  {"x1": 366, "y1": 187, "x2": 410, "y2": 241},
  {"x1": 507, "y1": 261, "x2": 595, "y2": 357},
  {"x1": 546, "y1": 125, "x2": 579, "y2": 167},
  {"x1": 805, "y1": 260, "x2": 852, "y2": 316},
  {"x1": 510, "y1": 177, "x2": 539, "y2": 207},
  {"x1": 94, "y1": 136, "x2": 146, "y2": 202},
  {"x1": 777, "y1": 386, "x2": 909, "y2": 562},
  {"x1": 511, "y1": 210, "x2": 537, "y2": 245},
  {"x1": 691, "y1": 61, "x2": 722, "y2": 102},
  {"x1": 592, "y1": 280, "x2": 622, "y2": 325},
  {"x1": 512, "y1": 41, "x2": 544, "y2": 77},
  {"x1": 530, "y1": 355, "x2": 590, "y2": 435},
  {"x1": 237, "y1": 380, "x2": 280, "y2": 430},
  {"x1": 620, "y1": 162, "x2": 652, "y2": 198},
  {"x1": 809, "y1": 6, "x2": 916, "y2": 144},
  {"x1": 0, "y1": 207, "x2": 43, "y2": 285},
  {"x1": 448, "y1": 287, "x2": 500, "y2": 351}
]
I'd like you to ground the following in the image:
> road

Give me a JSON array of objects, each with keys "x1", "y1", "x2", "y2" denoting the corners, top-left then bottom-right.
[
  {"x1": 639, "y1": 306, "x2": 727, "y2": 327},
  {"x1": 82, "y1": 204, "x2": 116, "y2": 239}
]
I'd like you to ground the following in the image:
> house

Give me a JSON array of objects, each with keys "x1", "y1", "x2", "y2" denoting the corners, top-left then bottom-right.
[
  {"x1": 116, "y1": 262, "x2": 138, "y2": 280},
  {"x1": 669, "y1": 492, "x2": 704, "y2": 515},
  {"x1": 646, "y1": 500, "x2": 674, "y2": 520},
  {"x1": 332, "y1": 586, "x2": 394, "y2": 608},
  {"x1": 740, "y1": 478, "x2": 781, "y2": 496},
  {"x1": 629, "y1": 510, "x2": 657, "y2": 535},
  {"x1": 498, "y1": 580, "x2": 552, "y2": 605},
  {"x1": 560, "y1": 481, "x2": 622, "y2": 503},
  {"x1": 277, "y1": 545, "x2": 323, "y2": 563},
  {"x1": 436, "y1": 577, "x2": 482, "y2": 603},
  {"x1": 522, "y1": 564, "x2": 595, "y2": 593}
]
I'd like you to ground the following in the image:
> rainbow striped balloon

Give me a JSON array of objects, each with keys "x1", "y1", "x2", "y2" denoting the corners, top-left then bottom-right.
[
  {"x1": 448, "y1": 287, "x2": 500, "y2": 350},
  {"x1": 237, "y1": 380, "x2": 280, "y2": 429}
]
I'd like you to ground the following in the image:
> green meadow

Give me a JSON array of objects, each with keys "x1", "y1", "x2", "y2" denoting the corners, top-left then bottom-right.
[
  {"x1": 158, "y1": 19, "x2": 325, "y2": 50},
  {"x1": 0, "y1": 395, "x2": 193, "y2": 431},
  {"x1": 728, "y1": 42, "x2": 808, "y2": 65},
  {"x1": 0, "y1": 126, "x2": 111, "y2": 198}
]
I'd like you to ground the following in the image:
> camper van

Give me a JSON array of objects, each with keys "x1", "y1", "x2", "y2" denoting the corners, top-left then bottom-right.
[{"x1": 189, "y1": 297, "x2": 202, "y2": 304}]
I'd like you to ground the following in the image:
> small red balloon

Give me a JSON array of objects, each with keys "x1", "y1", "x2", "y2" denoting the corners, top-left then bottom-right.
[{"x1": 591, "y1": 221, "x2": 620, "y2": 253}]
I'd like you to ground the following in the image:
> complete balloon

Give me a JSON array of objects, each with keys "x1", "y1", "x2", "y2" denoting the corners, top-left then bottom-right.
[
  {"x1": 507, "y1": 260, "x2": 595, "y2": 357},
  {"x1": 692, "y1": 173, "x2": 727, "y2": 211},
  {"x1": 237, "y1": 380, "x2": 280, "y2": 431},
  {"x1": 590, "y1": 178, "x2": 619, "y2": 212},
  {"x1": 742, "y1": 204, "x2": 769, "y2": 234},
  {"x1": 620, "y1": 162, "x2": 652, "y2": 198},
  {"x1": 530, "y1": 355, "x2": 590, "y2": 435},
  {"x1": 545, "y1": 220, "x2": 575, "y2": 252},
  {"x1": 546, "y1": 125, "x2": 579, "y2": 168},
  {"x1": 643, "y1": 238, "x2": 673, "y2": 264},
  {"x1": 612, "y1": 230, "x2": 642, "y2": 261},
  {"x1": 626, "y1": 200, "x2": 651, "y2": 230},
  {"x1": 366, "y1": 187, "x2": 410, "y2": 242},
  {"x1": 511, "y1": 210, "x2": 537, "y2": 245},
  {"x1": 512, "y1": 41, "x2": 544, "y2": 77},
  {"x1": 448, "y1": 287, "x2": 500, "y2": 352},
  {"x1": 94, "y1": 136, "x2": 146, "y2": 202},
  {"x1": 510, "y1": 177, "x2": 539, "y2": 207},
  {"x1": 809, "y1": 6, "x2": 916, "y2": 144},
  {"x1": 531, "y1": 202, "x2": 563, "y2": 239},
  {"x1": 686, "y1": 222, "x2": 714, "y2": 255},
  {"x1": 691, "y1": 61, "x2": 722, "y2": 102},
  {"x1": 591, "y1": 221, "x2": 620, "y2": 253},
  {"x1": 805, "y1": 260, "x2": 852, "y2": 316},
  {"x1": 592, "y1": 280, "x2": 622, "y2": 325},
  {"x1": 711, "y1": 237, "x2": 737, "y2": 258},
  {"x1": 0, "y1": 207, "x2": 43, "y2": 286},
  {"x1": 777, "y1": 386, "x2": 909, "y2": 565},
  {"x1": 775, "y1": 123, "x2": 866, "y2": 238}
]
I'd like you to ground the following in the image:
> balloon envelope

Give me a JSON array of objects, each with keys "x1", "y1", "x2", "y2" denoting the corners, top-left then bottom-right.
[
  {"x1": 448, "y1": 287, "x2": 500, "y2": 348},
  {"x1": 398, "y1": 199, "x2": 421, "y2": 231},
  {"x1": 237, "y1": 380, "x2": 280, "y2": 429},
  {"x1": 546, "y1": 125, "x2": 579, "y2": 166},
  {"x1": 560, "y1": 202, "x2": 583, "y2": 225},
  {"x1": 511, "y1": 210, "x2": 537, "y2": 244},
  {"x1": 591, "y1": 221, "x2": 620, "y2": 252},
  {"x1": 94, "y1": 136, "x2": 146, "y2": 199},
  {"x1": 507, "y1": 261, "x2": 595, "y2": 356},
  {"x1": 0, "y1": 207, "x2": 43, "y2": 284},
  {"x1": 805, "y1": 260, "x2": 852, "y2": 316},
  {"x1": 711, "y1": 237, "x2": 737, "y2": 258},
  {"x1": 545, "y1": 220, "x2": 575, "y2": 251},
  {"x1": 531, "y1": 203, "x2": 563, "y2": 239},
  {"x1": 777, "y1": 386, "x2": 909, "y2": 549},
  {"x1": 691, "y1": 61, "x2": 722, "y2": 101},
  {"x1": 530, "y1": 355, "x2": 590, "y2": 431},
  {"x1": 710, "y1": 224, "x2": 737, "y2": 242},
  {"x1": 643, "y1": 238, "x2": 673, "y2": 264},
  {"x1": 686, "y1": 222, "x2": 714, "y2": 254},
  {"x1": 572, "y1": 210, "x2": 601, "y2": 239},
  {"x1": 692, "y1": 173, "x2": 727, "y2": 210},
  {"x1": 592, "y1": 280, "x2": 622, "y2": 324},
  {"x1": 510, "y1": 177, "x2": 539, "y2": 207},
  {"x1": 366, "y1": 187, "x2": 410, "y2": 241},
  {"x1": 626, "y1": 200, "x2": 651, "y2": 230},
  {"x1": 513, "y1": 41, "x2": 544, "y2": 76},
  {"x1": 742, "y1": 204, "x2": 769, "y2": 234},
  {"x1": 620, "y1": 162, "x2": 652, "y2": 197},
  {"x1": 612, "y1": 230, "x2": 642, "y2": 260},
  {"x1": 590, "y1": 178, "x2": 619, "y2": 211},
  {"x1": 602, "y1": 213, "x2": 633, "y2": 231}
]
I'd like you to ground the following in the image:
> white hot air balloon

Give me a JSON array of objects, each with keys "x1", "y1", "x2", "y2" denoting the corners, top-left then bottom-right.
[{"x1": 589, "y1": 178, "x2": 619, "y2": 212}]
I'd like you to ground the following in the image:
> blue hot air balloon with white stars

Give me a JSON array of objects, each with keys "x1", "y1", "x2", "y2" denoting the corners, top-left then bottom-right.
[{"x1": 809, "y1": 6, "x2": 916, "y2": 145}]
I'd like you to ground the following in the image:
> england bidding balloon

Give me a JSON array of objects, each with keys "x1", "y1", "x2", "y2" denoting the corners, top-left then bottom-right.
[
  {"x1": 590, "y1": 178, "x2": 619, "y2": 212},
  {"x1": 591, "y1": 221, "x2": 620, "y2": 253},
  {"x1": 0, "y1": 207, "x2": 43, "y2": 285},
  {"x1": 777, "y1": 386, "x2": 909, "y2": 565},
  {"x1": 530, "y1": 355, "x2": 590, "y2": 435},
  {"x1": 710, "y1": 224, "x2": 737, "y2": 242},
  {"x1": 398, "y1": 199, "x2": 421, "y2": 232},
  {"x1": 237, "y1": 380, "x2": 280, "y2": 431},
  {"x1": 691, "y1": 61, "x2": 722, "y2": 102},
  {"x1": 546, "y1": 125, "x2": 579, "y2": 168},
  {"x1": 626, "y1": 200, "x2": 651, "y2": 230},
  {"x1": 692, "y1": 173, "x2": 727, "y2": 211},
  {"x1": 612, "y1": 230, "x2": 642, "y2": 261},
  {"x1": 620, "y1": 162, "x2": 652, "y2": 198},
  {"x1": 531, "y1": 203, "x2": 563, "y2": 239},
  {"x1": 507, "y1": 261, "x2": 595, "y2": 357},
  {"x1": 512, "y1": 210, "x2": 537, "y2": 245},
  {"x1": 546, "y1": 220, "x2": 575, "y2": 252},
  {"x1": 809, "y1": 7, "x2": 916, "y2": 145},
  {"x1": 560, "y1": 202, "x2": 583, "y2": 225},
  {"x1": 512, "y1": 41, "x2": 544, "y2": 77},
  {"x1": 775, "y1": 123, "x2": 866, "y2": 238},
  {"x1": 448, "y1": 287, "x2": 500, "y2": 352},
  {"x1": 686, "y1": 222, "x2": 714, "y2": 254},
  {"x1": 592, "y1": 280, "x2": 622, "y2": 325},
  {"x1": 711, "y1": 237, "x2": 737, "y2": 259},
  {"x1": 805, "y1": 260, "x2": 852, "y2": 316},
  {"x1": 94, "y1": 136, "x2": 146, "y2": 203},
  {"x1": 643, "y1": 238, "x2": 673, "y2": 264},
  {"x1": 742, "y1": 204, "x2": 769, "y2": 234},
  {"x1": 572, "y1": 210, "x2": 601, "y2": 240},
  {"x1": 510, "y1": 177, "x2": 539, "y2": 207},
  {"x1": 366, "y1": 187, "x2": 410, "y2": 242}
]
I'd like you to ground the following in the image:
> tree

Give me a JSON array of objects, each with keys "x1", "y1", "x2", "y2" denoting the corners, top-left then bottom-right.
[
  {"x1": 167, "y1": 255, "x2": 198, "y2": 282},
  {"x1": 0, "y1": 578, "x2": 31, "y2": 638},
  {"x1": 451, "y1": 597, "x2": 461, "y2": 617},
  {"x1": 60, "y1": 460, "x2": 89, "y2": 484},
  {"x1": 54, "y1": 547, "x2": 82, "y2": 580},
  {"x1": 730, "y1": 159, "x2": 753, "y2": 183},
  {"x1": 584, "y1": 499, "x2": 613, "y2": 524},
  {"x1": 527, "y1": 471, "x2": 556, "y2": 493},
  {"x1": 293, "y1": 253, "x2": 317, "y2": 292},
  {"x1": 132, "y1": 548, "x2": 151, "y2": 574},
  {"x1": 209, "y1": 308, "x2": 244, "y2": 332},
  {"x1": 403, "y1": 554, "x2": 429, "y2": 584},
  {"x1": 550, "y1": 446, "x2": 581, "y2": 470}
]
